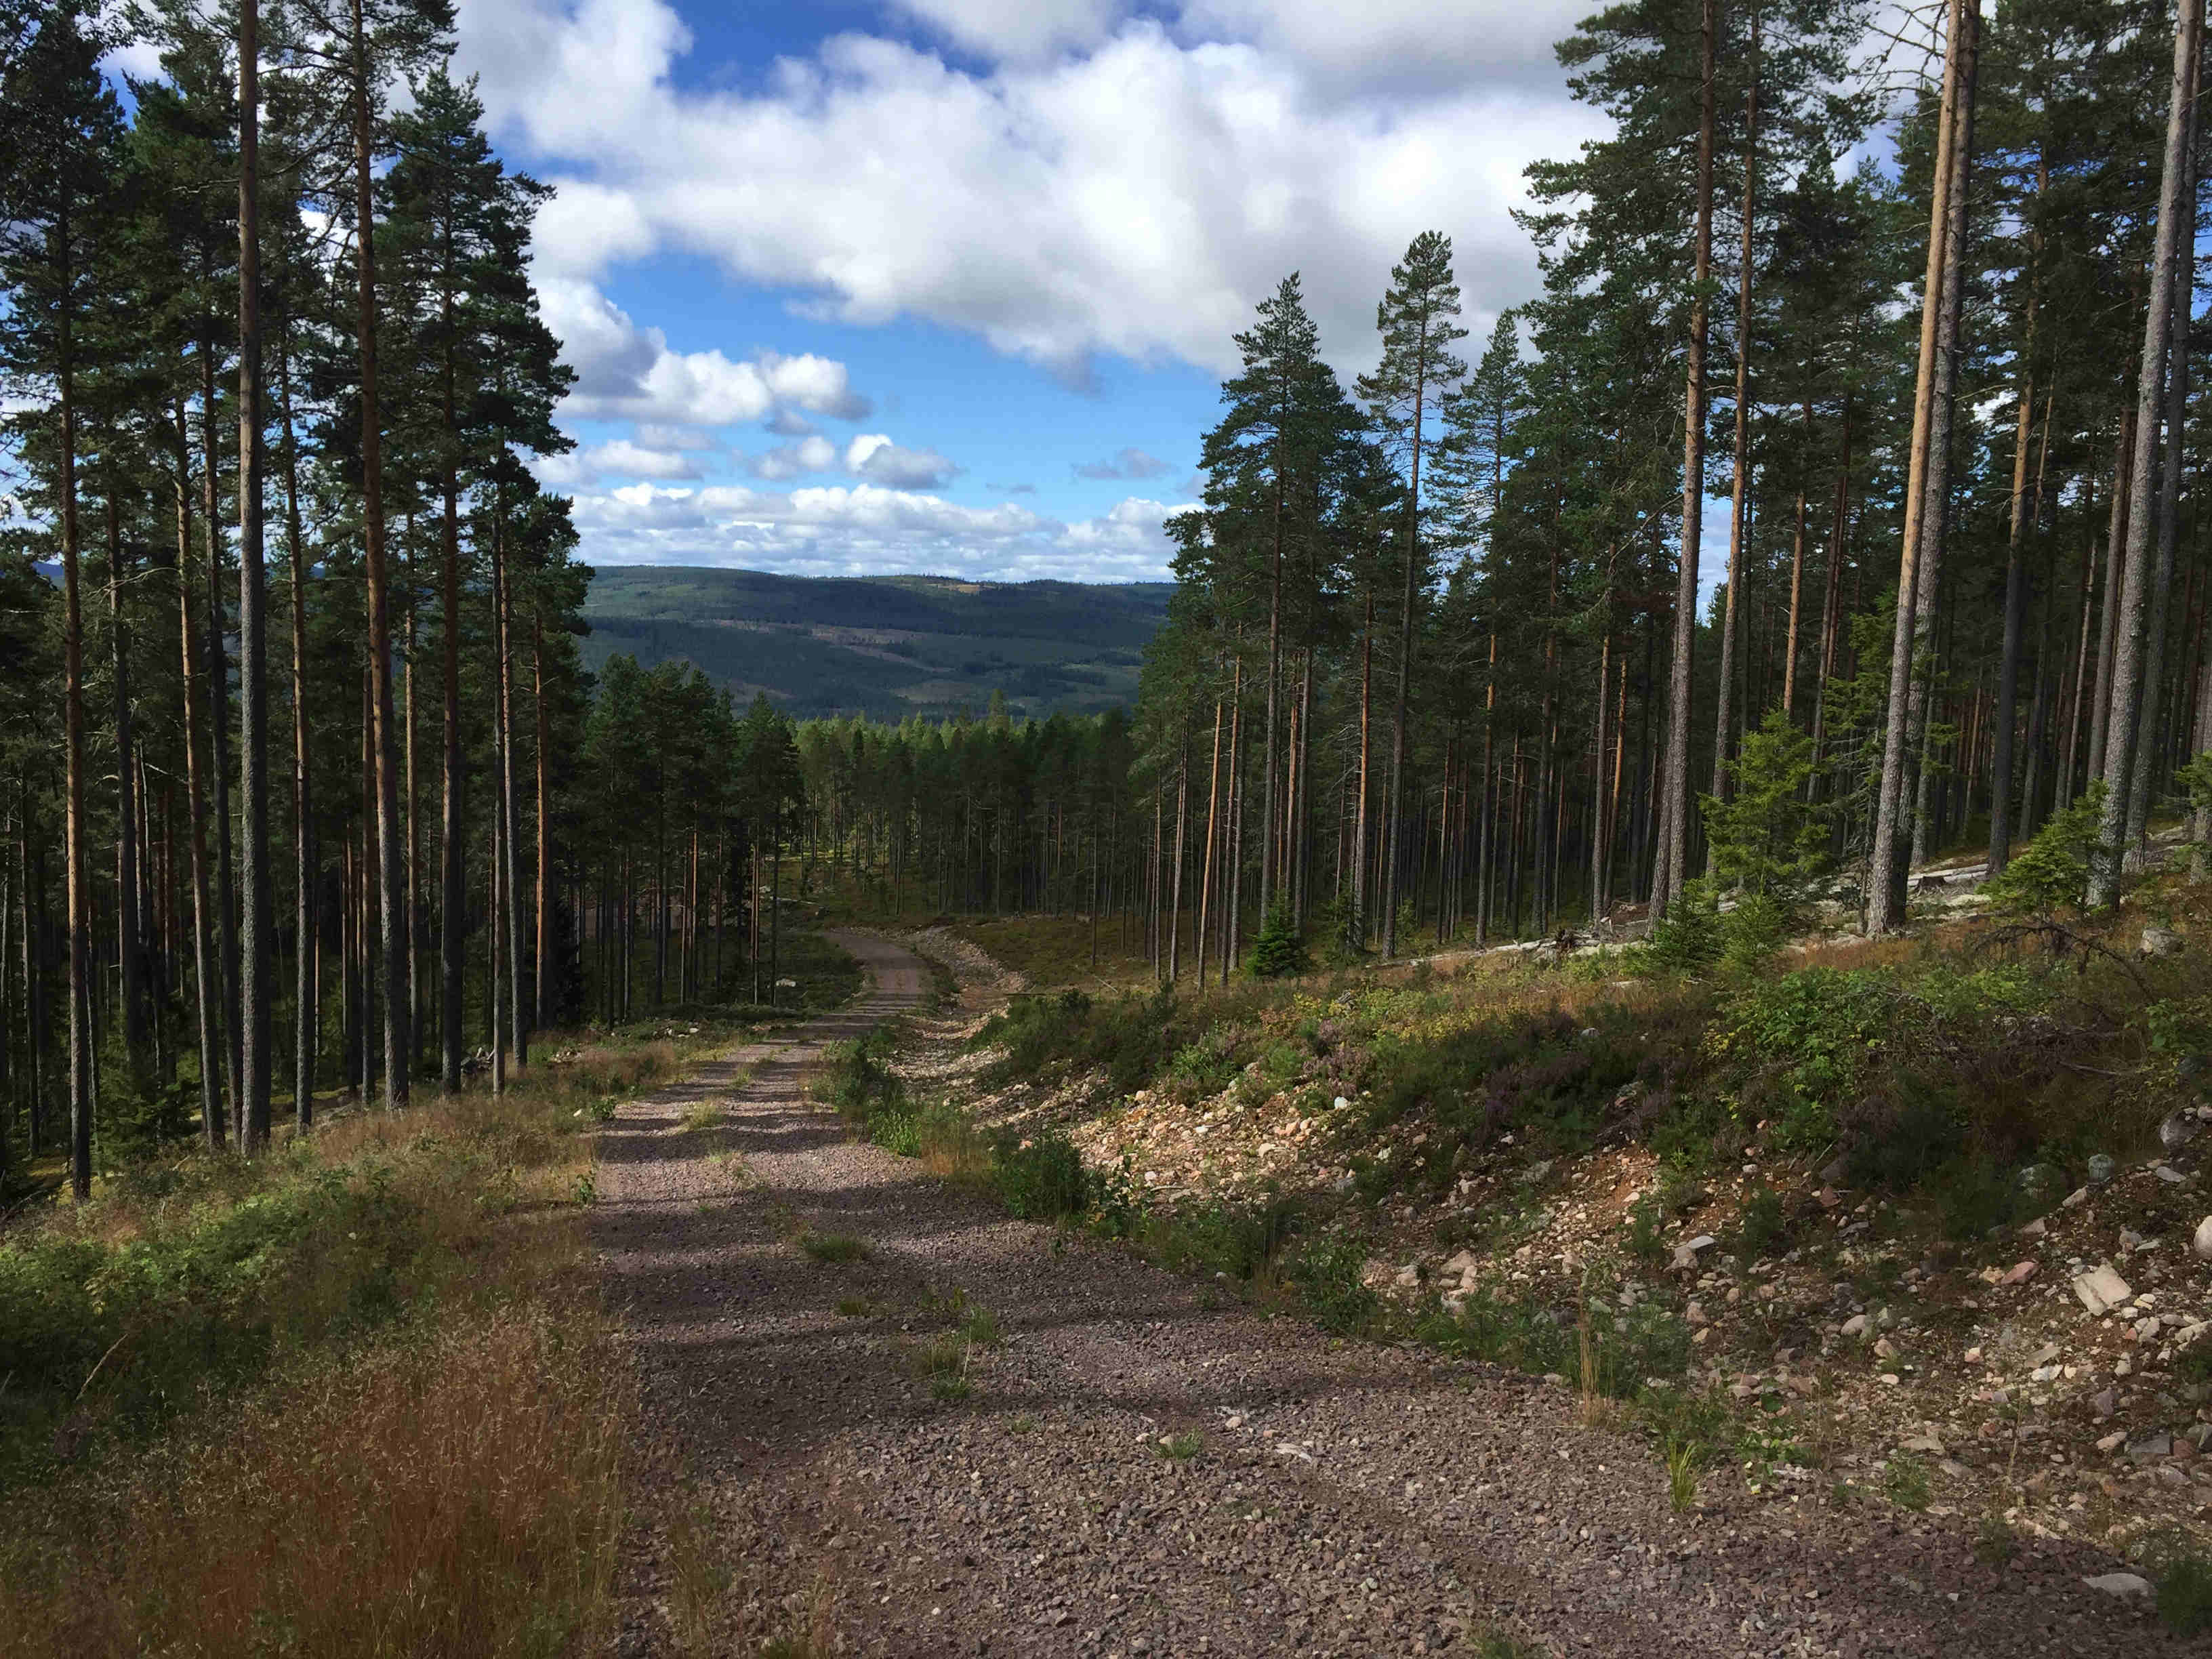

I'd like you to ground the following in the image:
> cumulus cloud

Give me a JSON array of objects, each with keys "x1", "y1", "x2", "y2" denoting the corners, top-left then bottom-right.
[
  {"x1": 563, "y1": 480, "x2": 1179, "y2": 579},
  {"x1": 747, "y1": 435, "x2": 841, "y2": 480},
  {"x1": 541, "y1": 277, "x2": 872, "y2": 428},
  {"x1": 586, "y1": 438, "x2": 704, "y2": 479},
  {"x1": 1072, "y1": 446, "x2": 1170, "y2": 480},
  {"x1": 886, "y1": 0, "x2": 1126, "y2": 61},
  {"x1": 846, "y1": 433, "x2": 960, "y2": 488},
  {"x1": 457, "y1": 0, "x2": 1606, "y2": 382}
]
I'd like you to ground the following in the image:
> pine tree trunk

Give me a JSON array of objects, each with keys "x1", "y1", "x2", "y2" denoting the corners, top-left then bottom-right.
[
  {"x1": 176, "y1": 462, "x2": 224, "y2": 1149},
  {"x1": 199, "y1": 336, "x2": 244, "y2": 1138},
  {"x1": 535, "y1": 621, "x2": 552, "y2": 1030},
  {"x1": 54, "y1": 228, "x2": 92, "y2": 1198},
  {"x1": 2089, "y1": 407, "x2": 2138, "y2": 789},
  {"x1": 351, "y1": 0, "x2": 410, "y2": 1106},
  {"x1": 493, "y1": 510, "x2": 525, "y2": 1069},
  {"x1": 2093, "y1": 0, "x2": 2203, "y2": 905},
  {"x1": 106, "y1": 494, "x2": 148, "y2": 1077},
  {"x1": 280, "y1": 324, "x2": 316, "y2": 1127},
  {"x1": 2127, "y1": 69, "x2": 2200, "y2": 856},
  {"x1": 236, "y1": 0, "x2": 272, "y2": 1151},
  {"x1": 1710, "y1": 8, "x2": 1761, "y2": 843},
  {"x1": 1988, "y1": 157, "x2": 2046, "y2": 877},
  {"x1": 1656, "y1": 0, "x2": 1719, "y2": 918},
  {"x1": 1867, "y1": 0, "x2": 1972, "y2": 935}
]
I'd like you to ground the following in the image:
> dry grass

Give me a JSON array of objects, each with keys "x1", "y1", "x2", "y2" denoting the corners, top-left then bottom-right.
[
  {"x1": 0, "y1": 1303, "x2": 628, "y2": 1656},
  {"x1": 0, "y1": 1023, "x2": 686, "y2": 1657}
]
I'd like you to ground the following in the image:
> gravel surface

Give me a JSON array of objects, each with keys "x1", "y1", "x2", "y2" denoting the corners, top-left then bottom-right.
[{"x1": 596, "y1": 931, "x2": 2192, "y2": 1657}]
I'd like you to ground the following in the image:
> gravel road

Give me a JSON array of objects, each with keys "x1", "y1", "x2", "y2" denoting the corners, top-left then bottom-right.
[{"x1": 596, "y1": 930, "x2": 2188, "y2": 1657}]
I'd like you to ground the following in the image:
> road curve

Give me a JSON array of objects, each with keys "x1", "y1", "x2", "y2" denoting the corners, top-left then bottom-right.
[{"x1": 594, "y1": 930, "x2": 2177, "y2": 1658}]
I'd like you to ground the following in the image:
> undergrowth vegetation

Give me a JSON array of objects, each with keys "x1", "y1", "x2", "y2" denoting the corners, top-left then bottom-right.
[{"x1": 0, "y1": 1019, "x2": 700, "y2": 1655}]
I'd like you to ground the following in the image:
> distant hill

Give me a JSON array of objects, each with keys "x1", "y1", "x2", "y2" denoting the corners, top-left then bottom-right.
[{"x1": 579, "y1": 567, "x2": 1173, "y2": 720}]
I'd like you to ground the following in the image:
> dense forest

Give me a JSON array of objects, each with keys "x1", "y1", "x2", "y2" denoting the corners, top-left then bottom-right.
[
  {"x1": 753, "y1": 0, "x2": 2212, "y2": 982},
  {"x1": 9, "y1": 0, "x2": 2212, "y2": 1194}
]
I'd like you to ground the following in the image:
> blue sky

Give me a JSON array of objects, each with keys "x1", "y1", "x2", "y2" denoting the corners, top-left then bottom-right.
[{"x1": 424, "y1": 0, "x2": 1624, "y2": 581}]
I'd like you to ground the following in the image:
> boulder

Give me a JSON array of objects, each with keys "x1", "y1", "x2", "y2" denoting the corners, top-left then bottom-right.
[
  {"x1": 2194, "y1": 1215, "x2": 2212, "y2": 1261},
  {"x1": 2141, "y1": 924, "x2": 2183, "y2": 958},
  {"x1": 2160, "y1": 1110, "x2": 2202, "y2": 1153},
  {"x1": 2001, "y1": 1261, "x2": 2039, "y2": 1286},
  {"x1": 2087, "y1": 1153, "x2": 2117, "y2": 1186}
]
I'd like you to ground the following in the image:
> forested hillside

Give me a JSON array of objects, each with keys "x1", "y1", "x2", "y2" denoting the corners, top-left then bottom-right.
[{"x1": 579, "y1": 566, "x2": 1170, "y2": 718}]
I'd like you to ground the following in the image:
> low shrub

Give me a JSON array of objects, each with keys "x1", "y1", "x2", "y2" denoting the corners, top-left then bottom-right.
[
  {"x1": 989, "y1": 1130, "x2": 1089, "y2": 1221},
  {"x1": 1287, "y1": 1236, "x2": 1378, "y2": 1334}
]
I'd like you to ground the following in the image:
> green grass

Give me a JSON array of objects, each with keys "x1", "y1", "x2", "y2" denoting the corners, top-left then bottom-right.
[
  {"x1": 1155, "y1": 1431, "x2": 1203, "y2": 1460},
  {"x1": 800, "y1": 1232, "x2": 870, "y2": 1264}
]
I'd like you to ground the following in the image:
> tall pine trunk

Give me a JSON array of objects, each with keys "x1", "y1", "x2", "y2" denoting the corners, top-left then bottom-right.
[
  {"x1": 2092, "y1": 0, "x2": 2203, "y2": 905},
  {"x1": 1867, "y1": 0, "x2": 1971, "y2": 935},
  {"x1": 1988, "y1": 156, "x2": 2045, "y2": 877},
  {"x1": 237, "y1": 0, "x2": 272, "y2": 1151},
  {"x1": 1709, "y1": 8, "x2": 1761, "y2": 843},
  {"x1": 1656, "y1": 0, "x2": 1718, "y2": 916},
  {"x1": 352, "y1": 0, "x2": 410, "y2": 1106}
]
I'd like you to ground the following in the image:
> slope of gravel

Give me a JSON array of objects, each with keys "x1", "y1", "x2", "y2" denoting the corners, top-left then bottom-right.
[{"x1": 594, "y1": 930, "x2": 2190, "y2": 1657}]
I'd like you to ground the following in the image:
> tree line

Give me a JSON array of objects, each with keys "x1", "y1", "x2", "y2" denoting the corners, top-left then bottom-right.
[
  {"x1": 1129, "y1": 0, "x2": 2212, "y2": 969},
  {"x1": 743, "y1": 0, "x2": 2212, "y2": 986},
  {"x1": 0, "y1": 0, "x2": 619, "y2": 1197}
]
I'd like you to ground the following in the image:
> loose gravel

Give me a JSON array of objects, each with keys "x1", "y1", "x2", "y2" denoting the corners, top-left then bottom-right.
[{"x1": 596, "y1": 930, "x2": 2191, "y2": 1656}]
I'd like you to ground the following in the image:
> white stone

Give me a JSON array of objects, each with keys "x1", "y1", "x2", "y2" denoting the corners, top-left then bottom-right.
[
  {"x1": 2083, "y1": 1572, "x2": 2152, "y2": 1598},
  {"x1": 1841, "y1": 1313, "x2": 1869, "y2": 1338},
  {"x1": 2072, "y1": 1264, "x2": 2133, "y2": 1317},
  {"x1": 1442, "y1": 1250, "x2": 1477, "y2": 1276},
  {"x1": 1671, "y1": 1235, "x2": 1717, "y2": 1271}
]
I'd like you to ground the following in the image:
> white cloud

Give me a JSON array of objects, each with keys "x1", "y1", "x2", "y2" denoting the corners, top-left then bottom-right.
[
  {"x1": 747, "y1": 435, "x2": 841, "y2": 480},
  {"x1": 565, "y1": 481, "x2": 1178, "y2": 579},
  {"x1": 541, "y1": 277, "x2": 872, "y2": 428},
  {"x1": 457, "y1": 0, "x2": 1605, "y2": 381},
  {"x1": 845, "y1": 433, "x2": 959, "y2": 488},
  {"x1": 1073, "y1": 446, "x2": 1170, "y2": 480},
  {"x1": 587, "y1": 438, "x2": 702, "y2": 479},
  {"x1": 886, "y1": 0, "x2": 1126, "y2": 61},
  {"x1": 1180, "y1": 0, "x2": 1589, "y2": 89}
]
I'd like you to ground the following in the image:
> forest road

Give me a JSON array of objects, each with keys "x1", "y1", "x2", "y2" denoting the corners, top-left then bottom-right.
[{"x1": 594, "y1": 930, "x2": 2180, "y2": 1658}]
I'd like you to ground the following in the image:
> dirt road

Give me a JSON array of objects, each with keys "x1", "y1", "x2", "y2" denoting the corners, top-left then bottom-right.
[{"x1": 594, "y1": 930, "x2": 2182, "y2": 1657}]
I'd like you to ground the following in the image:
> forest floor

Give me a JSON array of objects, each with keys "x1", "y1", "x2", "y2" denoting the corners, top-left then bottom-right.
[{"x1": 596, "y1": 928, "x2": 2197, "y2": 1657}]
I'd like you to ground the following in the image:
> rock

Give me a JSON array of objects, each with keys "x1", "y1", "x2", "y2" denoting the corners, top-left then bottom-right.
[
  {"x1": 1672, "y1": 1235, "x2": 1717, "y2": 1271},
  {"x1": 1820, "y1": 1156, "x2": 1851, "y2": 1186},
  {"x1": 1393, "y1": 1265, "x2": 1421, "y2": 1290},
  {"x1": 1816, "y1": 1185, "x2": 1841, "y2": 1210},
  {"x1": 2001, "y1": 1261, "x2": 2039, "y2": 1286},
  {"x1": 2097, "y1": 1431, "x2": 2128, "y2": 1454},
  {"x1": 1875, "y1": 1337, "x2": 1898, "y2": 1359},
  {"x1": 1841, "y1": 1313, "x2": 1870, "y2": 1338},
  {"x1": 2162, "y1": 1111, "x2": 2202, "y2": 1153},
  {"x1": 2063, "y1": 1186, "x2": 2091, "y2": 1209},
  {"x1": 2195, "y1": 1216, "x2": 2212, "y2": 1260},
  {"x1": 2127, "y1": 1431, "x2": 2173, "y2": 1460},
  {"x1": 2141, "y1": 924, "x2": 2183, "y2": 958},
  {"x1": 1901, "y1": 1435, "x2": 1946, "y2": 1455},
  {"x1": 2032, "y1": 1343, "x2": 2062, "y2": 1366},
  {"x1": 2186, "y1": 1424, "x2": 2212, "y2": 1451},
  {"x1": 2092, "y1": 1389, "x2": 2117, "y2": 1418},
  {"x1": 1964, "y1": 1346, "x2": 1983, "y2": 1364},
  {"x1": 2120, "y1": 1228, "x2": 2144, "y2": 1252},
  {"x1": 1684, "y1": 1300, "x2": 1708, "y2": 1328},
  {"x1": 2088, "y1": 1153, "x2": 2118, "y2": 1186},
  {"x1": 2135, "y1": 1316, "x2": 2164, "y2": 1345},
  {"x1": 2156, "y1": 1164, "x2": 2188, "y2": 1185},
  {"x1": 2019, "y1": 1217, "x2": 2047, "y2": 1238},
  {"x1": 2083, "y1": 1572, "x2": 2153, "y2": 1599},
  {"x1": 1442, "y1": 1250, "x2": 1477, "y2": 1276},
  {"x1": 2072, "y1": 1264, "x2": 2133, "y2": 1316}
]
